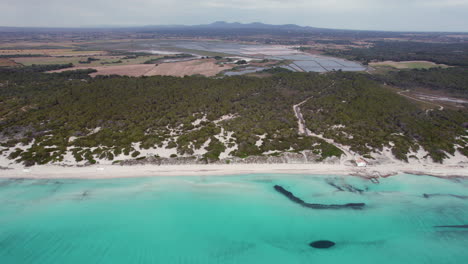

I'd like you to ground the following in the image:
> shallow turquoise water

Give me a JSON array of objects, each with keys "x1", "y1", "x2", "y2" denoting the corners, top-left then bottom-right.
[{"x1": 0, "y1": 174, "x2": 467, "y2": 264}]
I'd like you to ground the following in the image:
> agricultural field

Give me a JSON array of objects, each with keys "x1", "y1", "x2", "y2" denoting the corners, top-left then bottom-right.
[
  {"x1": 50, "y1": 59, "x2": 233, "y2": 77},
  {"x1": 1, "y1": 39, "x2": 369, "y2": 77},
  {"x1": 50, "y1": 64, "x2": 157, "y2": 77},
  {"x1": 0, "y1": 58, "x2": 18, "y2": 67},
  {"x1": 144, "y1": 59, "x2": 233, "y2": 77},
  {"x1": 0, "y1": 49, "x2": 105, "y2": 57},
  {"x1": 370, "y1": 60, "x2": 449, "y2": 69},
  {"x1": 10, "y1": 54, "x2": 163, "y2": 66}
]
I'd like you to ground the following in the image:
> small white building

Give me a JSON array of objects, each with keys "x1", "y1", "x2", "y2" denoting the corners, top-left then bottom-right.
[{"x1": 355, "y1": 158, "x2": 368, "y2": 167}]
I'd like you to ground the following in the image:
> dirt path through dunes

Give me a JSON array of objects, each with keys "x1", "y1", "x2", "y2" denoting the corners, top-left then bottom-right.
[
  {"x1": 293, "y1": 97, "x2": 313, "y2": 136},
  {"x1": 397, "y1": 90, "x2": 444, "y2": 111},
  {"x1": 292, "y1": 81, "x2": 354, "y2": 160}
]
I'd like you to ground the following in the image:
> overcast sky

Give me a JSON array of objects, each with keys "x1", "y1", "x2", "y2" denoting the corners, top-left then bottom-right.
[{"x1": 1, "y1": 0, "x2": 467, "y2": 31}]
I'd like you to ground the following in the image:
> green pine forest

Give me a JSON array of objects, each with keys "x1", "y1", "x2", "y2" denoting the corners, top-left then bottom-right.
[{"x1": 0, "y1": 66, "x2": 466, "y2": 166}]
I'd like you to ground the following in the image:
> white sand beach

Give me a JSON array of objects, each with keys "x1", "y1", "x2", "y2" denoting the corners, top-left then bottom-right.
[{"x1": 1, "y1": 162, "x2": 466, "y2": 179}]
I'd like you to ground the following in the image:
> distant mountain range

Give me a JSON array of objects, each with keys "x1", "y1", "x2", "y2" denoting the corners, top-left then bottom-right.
[
  {"x1": 140, "y1": 21, "x2": 328, "y2": 31},
  {"x1": 0, "y1": 21, "x2": 330, "y2": 32},
  {"x1": 1, "y1": 22, "x2": 467, "y2": 34}
]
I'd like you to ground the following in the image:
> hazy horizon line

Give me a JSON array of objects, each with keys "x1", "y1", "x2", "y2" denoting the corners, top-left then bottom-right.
[{"x1": 1, "y1": 21, "x2": 467, "y2": 34}]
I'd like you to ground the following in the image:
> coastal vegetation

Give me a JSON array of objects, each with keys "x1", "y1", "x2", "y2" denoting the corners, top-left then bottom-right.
[
  {"x1": 143, "y1": 54, "x2": 194, "y2": 64},
  {"x1": 0, "y1": 65, "x2": 466, "y2": 166},
  {"x1": 373, "y1": 67, "x2": 468, "y2": 98},
  {"x1": 301, "y1": 72, "x2": 467, "y2": 162},
  {"x1": 325, "y1": 41, "x2": 468, "y2": 66}
]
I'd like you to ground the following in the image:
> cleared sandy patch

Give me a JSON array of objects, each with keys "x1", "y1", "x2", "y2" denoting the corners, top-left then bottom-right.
[{"x1": 144, "y1": 59, "x2": 233, "y2": 77}]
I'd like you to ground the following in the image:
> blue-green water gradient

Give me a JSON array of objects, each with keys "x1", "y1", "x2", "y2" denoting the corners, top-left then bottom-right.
[{"x1": 0, "y1": 174, "x2": 467, "y2": 263}]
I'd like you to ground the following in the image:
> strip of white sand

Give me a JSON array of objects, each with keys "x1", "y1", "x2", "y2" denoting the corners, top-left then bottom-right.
[{"x1": 0, "y1": 163, "x2": 466, "y2": 179}]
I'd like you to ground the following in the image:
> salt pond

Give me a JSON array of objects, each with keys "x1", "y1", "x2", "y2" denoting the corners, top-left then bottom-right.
[{"x1": 138, "y1": 40, "x2": 367, "y2": 74}]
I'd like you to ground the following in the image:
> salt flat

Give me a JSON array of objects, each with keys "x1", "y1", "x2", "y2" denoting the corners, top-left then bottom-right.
[{"x1": 137, "y1": 40, "x2": 367, "y2": 73}]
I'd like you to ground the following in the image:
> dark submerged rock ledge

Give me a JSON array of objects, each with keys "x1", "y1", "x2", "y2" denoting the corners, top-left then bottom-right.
[
  {"x1": 434, "y1": 225, "x2": 468, "y2": 228},
  {"x1": 309, "y1": 240, "x2": 336, "y2": 249},
  {"x1": 273, "y1": 185, "x2": 365, "y2": 209},
  {"x1": 309, "y1": 240, "x2": 335, "y2": 248},
  {"x1": 423, "y1": 193, "x2": 468, "y2": 199}
]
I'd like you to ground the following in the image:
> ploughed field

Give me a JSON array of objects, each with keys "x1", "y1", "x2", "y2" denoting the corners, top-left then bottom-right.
[{"x1": 50, "y1": 59, "x2": 232, "y2": 77}]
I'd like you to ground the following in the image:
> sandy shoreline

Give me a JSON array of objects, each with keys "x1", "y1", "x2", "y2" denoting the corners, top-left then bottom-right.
[{"x1": 0, "y1": 163, "x2": 466, "y2": 180}]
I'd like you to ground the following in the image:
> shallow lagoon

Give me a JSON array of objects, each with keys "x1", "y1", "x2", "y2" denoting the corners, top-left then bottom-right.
[{"x1": 1, "y1": 174, "x2": 467, "y2": 264}]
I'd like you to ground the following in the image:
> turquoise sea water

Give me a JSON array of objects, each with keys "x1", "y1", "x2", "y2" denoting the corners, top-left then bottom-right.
[{"x1": 0, "y1": 174, "x2": 467, "y2": 264}]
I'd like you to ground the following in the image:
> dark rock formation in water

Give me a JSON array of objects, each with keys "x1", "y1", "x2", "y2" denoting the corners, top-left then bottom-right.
[
  {"x1": 325, "y1": 179, "x2": 345, "y2": 191},
  {"x1": 423, "y1": 193, "x2": 468, "y2": 199},
  {"x1": 325, "y1": 178, "x2": 364, "y2": 194},
  {"x1": 434, "y1": 225, "x2": 468, "y2": 228},
  {"x1": 273, "y1": 185, "x2": 365, "y2": 209},
  {"x1": 309, "y1": 240, "x2": 336, "y2": 248}
]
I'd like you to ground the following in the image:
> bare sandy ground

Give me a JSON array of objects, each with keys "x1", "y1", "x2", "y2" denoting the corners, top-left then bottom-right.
[
  {"x1": 1, "y1": 163, "x2": 466, "y2": 180},
  {"x1": 49, "y1": 59, "x2": 232, "y2": 77}
]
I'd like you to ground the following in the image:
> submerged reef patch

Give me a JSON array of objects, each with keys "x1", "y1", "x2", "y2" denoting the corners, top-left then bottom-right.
[
  {"x1": 423, "y1": 193, "x2": 468, "y2": 199},
  {"x1": 309, "y1": 240, "x2": 336, "y2": 249},
  {"x1": 325, "y1": 178, "x2": 365, "y2": 194},
  {"x1": 434, "y1": 225, "x2": 468, "y2": 228},
  {"x1": 273, "y1": 185, "x2": 365, "y2": 209}
]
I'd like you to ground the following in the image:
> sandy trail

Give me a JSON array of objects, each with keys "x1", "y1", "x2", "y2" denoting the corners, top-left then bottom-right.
[
  {"x1": 397, "y1": 90, "x2": 444, "y2": 111},
  {"x1": 293, "y1": 97, "x2": 313, "y2": 136},
  {"x1": 292, "y1": 82, "x2": 354, "y2": 160}
]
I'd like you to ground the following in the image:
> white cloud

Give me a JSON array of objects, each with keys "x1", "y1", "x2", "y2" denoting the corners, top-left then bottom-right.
[
  {"x1": 419, "y1": 0, "x2": 468, "y2": 7},
  {"x1": 200, "y1": 0, "x2": 375, "y2": 11}
]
